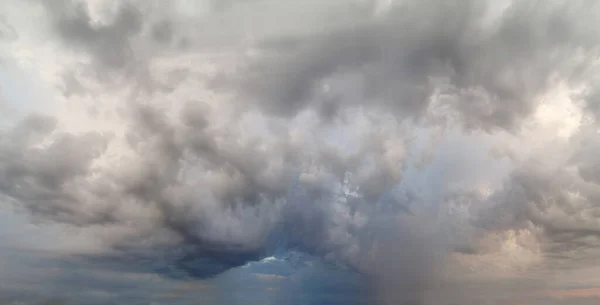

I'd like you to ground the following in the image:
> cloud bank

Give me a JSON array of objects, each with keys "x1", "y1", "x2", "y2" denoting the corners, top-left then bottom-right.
[{"x1": 2, "y1": 0, "x2": 600, "y2": 304}]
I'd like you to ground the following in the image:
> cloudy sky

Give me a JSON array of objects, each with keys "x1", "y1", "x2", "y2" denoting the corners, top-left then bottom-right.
[{"x1": 1, "y1": 0, "x2": 600, "y2": 304}]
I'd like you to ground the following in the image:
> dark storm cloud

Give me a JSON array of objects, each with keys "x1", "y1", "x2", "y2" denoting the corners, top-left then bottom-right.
[
  {"x1": 0, "y1": 103, "x2": 416, "y2": 287},
  {"x1": 232, "y1": 0, "x2": 600, "y2": 130},
  {"x1": 3, "y1": 0, "x2": 600, "y2": 304},
  {"x1": 1, "y1": 103, "x2": 387, "y2": 275}
]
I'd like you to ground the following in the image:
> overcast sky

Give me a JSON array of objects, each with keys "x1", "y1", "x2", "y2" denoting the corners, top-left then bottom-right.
[{"x1": 1, "y1": 0, "x2": 600, "y2": 304}]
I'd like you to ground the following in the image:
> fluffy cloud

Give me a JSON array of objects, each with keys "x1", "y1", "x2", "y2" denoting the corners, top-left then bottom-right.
[{"x1": 2, "y1": 0, "x2": 600, "y2": 304}]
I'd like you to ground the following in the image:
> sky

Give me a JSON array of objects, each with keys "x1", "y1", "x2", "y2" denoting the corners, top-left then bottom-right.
[{"x1": 1, "y1": 0, "x2": 600, "y2": 304}]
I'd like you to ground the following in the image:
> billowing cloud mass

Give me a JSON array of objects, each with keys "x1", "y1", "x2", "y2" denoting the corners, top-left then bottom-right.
[{"x1": 1, "y1": 0, "x2": 600, "y2": 304}]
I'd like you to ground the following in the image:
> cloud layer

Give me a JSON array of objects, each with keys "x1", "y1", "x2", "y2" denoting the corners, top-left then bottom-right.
[{"x1": 2, "y1": 0, "x2": 600, "y2": 304}]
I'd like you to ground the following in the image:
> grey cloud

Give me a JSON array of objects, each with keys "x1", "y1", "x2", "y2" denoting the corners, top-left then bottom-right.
[
  {"x1": 35, "y1": 0, "x2": 600, "y2": 131},
  {"x1": 4, "y1": 0, "x2": 600, "y2": 304},
  {"x1": 0, "y1": 118, "x2": 110, "y2": 225},
  {"x1": 472, "y1": 163, "x2": 600, "y2": 269},
  {"x1": 582, "y1": 88, "x2": 600, "y2": 120},
  {"x1": 117, "y1": 102, "x2": 408, "y2": 254},
  {"x1": 150, "y1": 19, "x2": 174, "y2": 44},
  {"x1": 229, "y1": 0, "x2": 600, "y2": 131},
  {"x1": 0, "y1": 100, "x2": 418, "y2": 288},
  {"x1": 50, "y1": 1, "x2": 143, "y2": 68},
  {"x1": 0, "y1": 15, "x2": 17, "y2": 42}
]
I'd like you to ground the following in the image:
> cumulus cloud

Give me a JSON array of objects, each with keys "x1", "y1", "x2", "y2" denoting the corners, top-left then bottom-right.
[
  {"x1": 230, "y1": 0, "x2": 599, "y2": 130},
  {"x1": 2, "y1": 0, "x2": 600, "y2": 304}
]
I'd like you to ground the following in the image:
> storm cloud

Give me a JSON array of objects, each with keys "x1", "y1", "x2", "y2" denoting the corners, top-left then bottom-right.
[{"x1": 1, "y1": 0, "x2": 600, "y2": 304}]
